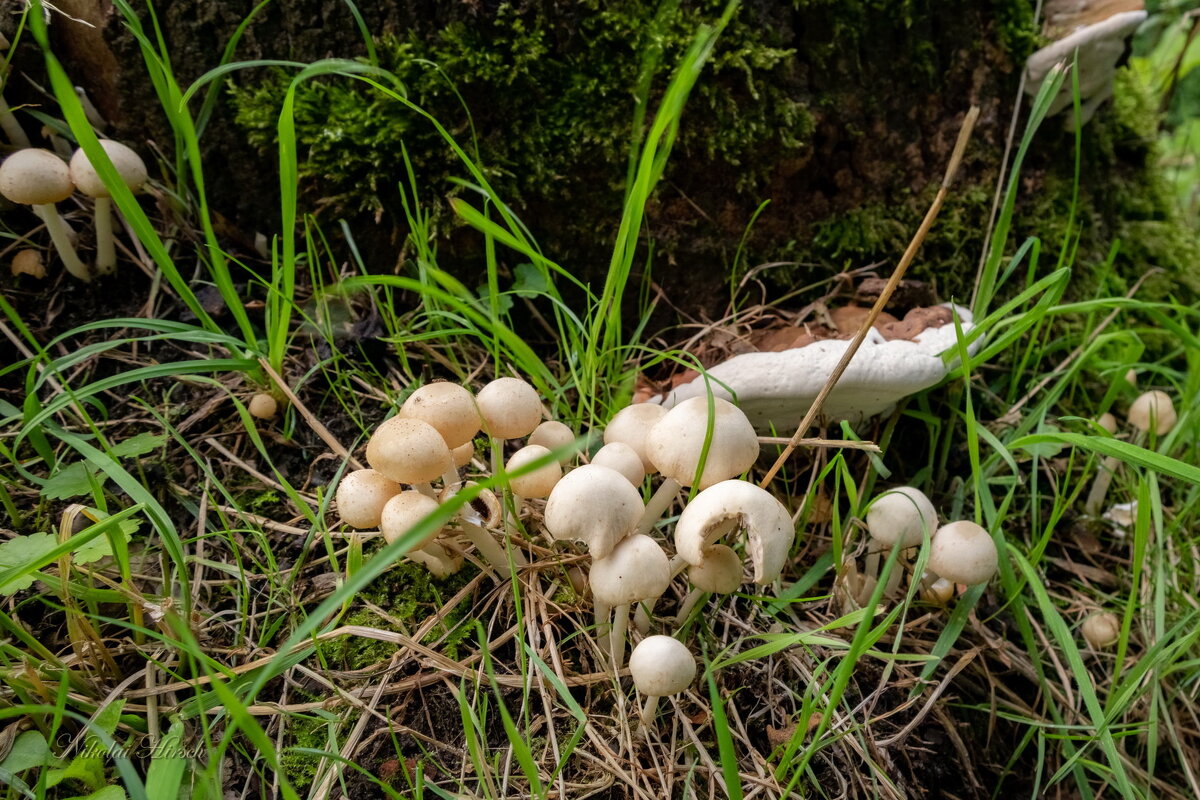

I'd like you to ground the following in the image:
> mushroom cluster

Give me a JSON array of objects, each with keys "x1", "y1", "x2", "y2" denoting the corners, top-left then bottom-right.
[
  {"x1": 335, "y1": 377, "x2": 570, "y2": 578},
  {"x1": 0, "y1": 141, "x2": 147, "y2": 282},
  {"x1": 846, "y1": 485, "x2": 1000, "y2": 607}
]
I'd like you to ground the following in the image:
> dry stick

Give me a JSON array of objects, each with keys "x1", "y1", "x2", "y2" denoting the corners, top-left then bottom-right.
[
  {"x1": 258, "y1": 357, "x2": 364, "y2": 470},
  {"x1": 759, "y1": 105, "x2": 980, "y2": 489}
]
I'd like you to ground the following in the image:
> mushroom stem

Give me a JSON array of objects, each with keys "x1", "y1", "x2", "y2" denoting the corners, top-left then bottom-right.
[
  {"x1": 635, "y1": 477, "x2": 681, "y2": 536},
  {"x1": 633, "y1": 554, "x2": 689, "y2": 632},
  {"x1": 414, "y1": 482, "x2": 438, "y2": 499},
  {"x1": 441, "y1": 468, "x2": 461, "y2": 487},
  {"x1": 1084, "y1": 455, "x2": 1120, "y2": 516},
  {"x1": 881, "y1": 548, "x2": 911, "y2": 599},
  {"x1": 610, "y1": 602, "x2": 631, "y2": 671},
  {"x1": 406, "y1": 542, "x2": 457, "y2": 576},
  {"x1": 673, "y1": 587, "x2": 705, "y2": 625},
  {"x1": 36, "y1": 203, "x2": 90, "y2": 282},
  {"x1": 0, "y1": 94, "x2": 29, "y2": 148},
  {"x1": 594, "y1": 600, "x2": 612, "y2": 667},
  {"x1": 93, "y1": 196, "x2": 116, "y2": 274},
  {"x1": 636, "y1": 694, "x2": 661, "y2": 738},
  {"x1": 458, "y1": 518, "x2": 515, "y2": 579}
]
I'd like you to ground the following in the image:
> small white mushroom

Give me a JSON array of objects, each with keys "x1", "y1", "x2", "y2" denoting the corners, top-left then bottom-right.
[
  {"x1": 629, "y1": 635, "x2": 696, "y2": 735},
  {"x1": 451, "y1": 440, "x2": 475, "y2": 468},
  {"x1": 604, "y1": 404, "x2": 666, "y2": 472},
  {"x1": 544, "y1": 465, "x2": 643, "y2": 560},
  {"x1": 1081, "y1": 611, "x2": 1120, "y2": 649},
  {"x1": 68, "y1": 140, "x2": 148, "y2": 274},
  {"x1": 528, "y1": 420, "x2": 577, "y2": 461},
  {"x1": 0, "y1": 148, "x2": 88, "y2": 281},
  {"x1": 476, "y1": 377, "x2": 543, "y2": 439},
  {"x1": 928, "y1": 521, "x2": 998, "y2": 586},
  {"x1": 1097, "y1": 412, "x2": 1118, "y2": 435},
  {"x1": 674, "y1": 543, "x2": 743, "y2": 625},
  {"x1": 674, "y1": 479, "x2": 795, "y2": 584},
  {"x1": 862, "y1": 486, "x2": 938, "y2": 600},
  {"x1": 504, "y1": 444, "x2": 562, "y2": 499},
  {"x1": 380, "y1": 490, "x2": 443, "y2": 548},
  {"x1": 590, "y1": 533, "x2": 671, "y2": 669},
  {"x1": 335, "y1": 468, "x2": 401, "y2": 529},
  {"x1": 365, "y1": 417, "x2": 453, "y2": 488},
  {"x1": 1127, "y1": 390, "x2": 1176, "y2": 436},
  {"x1": 590, "y1": 442, "x2": 646, "y2": 487},
  {"x1": 248, "y1": 392, "x2": 278, "y2": 420}
]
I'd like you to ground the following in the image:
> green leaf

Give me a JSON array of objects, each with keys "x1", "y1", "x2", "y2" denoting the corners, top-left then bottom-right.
[
  {"x1": 1, "y1": 730, "x2": 61, "y2": 774},
  {"x1": 510, "y1": 262, "x2": 548, "y2": 297},
  {"x1": 64, "y1": 786, "x2": 127, "y2": 800},
  {"x1": 0, "y1": 533, "x2": 57, "y2": 594},
  {"x1": 144, "y1": 718, "x2": 187, "y2": 797},
  {"x1": 109, "y1": 433, "x2": 167, "y2": 460},
  {"x1": 42, "y1": 463, "x2": 98, "y2": 500},
  {"x1": 478, "y1": 284, "x2": 513, "y2": 315},
  {"x1": 73, "y1": 514, "x2": 139, "y2": 567},
  {"x1": 1011, "y1": 432, "x2": 1200, "y2": 485}
]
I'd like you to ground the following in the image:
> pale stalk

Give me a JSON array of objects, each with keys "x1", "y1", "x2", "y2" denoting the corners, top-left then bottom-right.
[
  {"x1": 635, "y1": 477, "x2": 680, "y2": 536},
  {"x1": 93, "y1": 196, "x2": 116, "y2": 273},
  {"x1": 37, "y1": 203, "x2": 90, "y2": 281}
]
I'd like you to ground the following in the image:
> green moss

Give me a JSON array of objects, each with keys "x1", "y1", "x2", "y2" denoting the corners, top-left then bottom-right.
[{"x1": 280, "y1": 713, "x2": 334, "y2": 790}]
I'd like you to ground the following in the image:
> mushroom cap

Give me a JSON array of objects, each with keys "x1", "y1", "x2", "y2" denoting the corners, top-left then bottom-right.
[
  {"x1": 398, "y1": 382, "x2": 481, "y2": 448},
  {"x1": 528, "y1": 420, "x2": 577, "y2": 461},
  {"x1": 504, "y1": 444, "x2": 562, "y2": 498},
  {"x1": 544, "y1": 464, "x2": 643, "y2": 559},
  {"x1": 688, "y1": 544, "x2": 743, "y2": 594},
  {"x1": 629, "y1": 635, "x2": 696, "y2": 697},
  {"x1": 335, "y1": 468, "x2": 402, "y2": 529},
  {"x1": 1025, "y1": 10, "x2": 1147, "y2": 113},
  {"x1": 590, "y1": 442, "x2": 646, "y2": 487},
  {"x1": 1097, "y1": 412, "x2": 1118, "y2": 434},
  {"x1": 653, "y1": 304, "x2": 980, "y2": 430},
  {"x1": 0, "y1": 149, "x2": 74, "y2": 205},
  {"x1": 365, "y1": 417, "x2": 453, "y2": 484},
  {"x1": 674, "y1": 479, "x2": 794, "y2": 584},
  {"x1": 380, "y1": 490, "x2": 443, "y2": 547},
  {"x1": 451, "y1": 440, "x2": 475, "y2": 468},
  {"x1": 11, "y1": 249, "x2": 45, "y2": 278},
  {"x1": 248, "y1": 392, "x2": 278, "y2": 420},
  {"x1": 1127, "y1": 390, "x2": 1176, "y2": 435},
  {"x1": 603, "y1": 404, "x2": 666, "y2": 472},
  {"x1": 645, "y1": 397, "x2": 759, "y2": 488},
  {"x1": 68, "y1": 140, "x2": 148, "y2": 198},
  {"x1": 922, "y1": 576, "x2": 955, "y2": 605},
  {"x1": 1081, "y1": 611, "x2": 1121, "y2": 648},
  {"x1": 438, "y1": 481, "x2": 502, "y2": 528},
  {"x1": 928, "y1": 521, "x2": 998, "y2": 586},
  {"x1": 476, "y1": 377, "x2": 542, "y2": 439},
  {"x1": 865, "y1": 486, "x2": 937, "y2": 548},
  {"x1": 589, "y1": 533, "x2": 671, "y2": 606}
]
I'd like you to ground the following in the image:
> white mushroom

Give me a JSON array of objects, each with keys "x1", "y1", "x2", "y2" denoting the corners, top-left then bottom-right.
[
  {"x1": 1127, "y1": 390, "x2": 1176, "y2": 436},
  {"x1": 629, "y1": 635, "x2": 696, "y2": 735},
  {"x1": 590, "y1": 533, "x2": 671, "y2": 669},
  {"x1": 398, "y1": 381, "x2": 481, "y2": 449},
  {"x1": 928, "y1": 521, "x2": 998, "y2": 586},
  {"x1": 248, "y1": 392, "x2": 278, "y2": 420},
  {"x1": 861, "y1": 486, "x2": 938, "y2": 601},
  {"x1": 651, "y1": 304, "x2": 980, "y2": 430},
  {"x1": 544, "y1": 465, "x2": 643, "y2": 560},
  {"x1": 0, "y1": 148, "x2": 88, "y2": 281},
  {"x1": 604, "y1": 404, "x2": 666, "y2": 472},
  {"x1": 1081, "y1": 611, "x2": 1121, "y2": 649},
  {"x1": 68, "y1": 140, "x2": 148, "y2": 274},
  {"x1": 674, "y1": 479, "x2": 794, "y2": 584},
  {"x1": 590, "y1": 442, "x2": 646, "y2": 487},
  {"x1": 674, "y1": 543, "x2": 743, "y2": 625},
  {"x1": 335, "y1": 468, "x2": 401, "y2": 529},
  {"x1": 476, "y1": 377, "x2": 542, "y2": 439},
  {"x1": 504, "y1": 444, "x2": 562, "y2": 499},
  {"x1": 364, "y1": 417, "x2": 453, "y2": 489},
  {"x1": 528, "y1": 420, "x2": 577, "y2": 461}
]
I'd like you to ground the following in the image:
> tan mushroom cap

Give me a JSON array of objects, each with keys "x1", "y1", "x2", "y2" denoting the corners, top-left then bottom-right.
[
  {"x1": 589, "y1": 533, "x2": 671, "y2": 607},
  {"x1": 629, "y1": 635, "x2": 696, "y2": 697},
  {"x1": 544, "y1": 464, "x2": 643, "y2": 560},
  {"x1": 504, "y1": 444, "x2": 562, "y2": 498},
  {"x1": 0, "y1": 149, "x2": 74, "y2": 205},
  {"x1": 11, "y1": 249, "x2": 45, "y2": 278},
  {"x1": 1127, "y1": 390, "x2": 1176, "y2": 435},
  {"x1": 451, "y1": 440, "x2": 475, "y2": 468},
  {"x1": 928, "y1": 521, "x2": 998, "y2": 586},
  {"x1": 590, "y1": 442, "x2": 645, "y2": 486},
  {"x1": 603, "y1": 404, "x2": 666, "y2": 473},
  {"x1": 1097, "y1": 412, "x2": 1118, "y2": 435},
  {"x1": 68, "y1": 140, "x2": 148, "y2": 198},
  {"x1": 674, "y1": 479, "x2": 794, "y2": 584},
  {"x1": 336, "y1": 468, "x2": 401, "y2": 529},
  {"x1": 528, "y1": 420, "x2": 576, "y2": 461},
  {"x1": 1081, "y1": 611, "x2": 1120, "y2": 648},
  {"x1": 645, "y1": 397, "x2": 759, "y2": 489},
  {"x1": 248, "y1": 392, "x2": 278, "y2": 420},
  {"x1": 865, "y1": 486, "x2": 937, "y2": 548},
  {"x1": 365, "y1": 416, "x2": 453, "y2": 484},
  {"x1": 689, "y1": 544, "x2": 743, "y2": 594},
  {"x1": 476, "y1": 377, "x2": 542, "y2": 438},
  {"x1": 398, "y1": 382, "x2": 481, "y2": 448},
  {"x1": 380, "y1": 490, "x2": 443, "y2": 547}
]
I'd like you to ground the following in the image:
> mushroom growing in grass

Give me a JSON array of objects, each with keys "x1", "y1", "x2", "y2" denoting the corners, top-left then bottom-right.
[
  {"x1": 928, "y1": 521, "x2": 998, "y2": 587},
  {"x1": 10, "y1": 249, "x2": 45, "y2": 278},
  {"x1": 381, "y1": 490, "x2": 462, "y2": 576},
  {"x1": 674, "y1": 544, "x2": 742, "y2": 625},
  {"x1": 248, "y1": 392, "x2": 278, "y2": 420},
  {"x1": 590, "y1": 533, "x2": 671, "y2": 669},
  {"x1": 365, "y1": 417, "x2": 453, "y2": 494},
  {"x1": 674, "y1": 479, "x2": 795, "y2": 585},
  {"x1": 0, "y1": 148, "x2": 89, "y2": 281},
  {"x1": 1082, "y1": 611, "x2": 1120, "y2": 649},
  {"x1": 438, "y1": 480, "x2": 519, "y2": 579},
  {"x1": 399, "y1": 381, "x2": 481, "y2": 485},
  {"x1": 638, "y1": 396, "x2": 760, "y2": 535},
  {"x1": 590, "y1": 442, "x2": 646, "y2": 487},
  {"x1": 860, "y1": 486, "x2": 937, "y2": 602},
  {"x1": 1086, "y1": 391, "x2": 1177, "y2": 515},
  {"x1": 529, "y1": 420, "x2": 577, "y2": 461},
  {"x1": 68, "y1": 140, "x2": 148, "y2": 274},
  {"x1": 476, "y1": 377, "x2": 543, "y2": 439},
  {"x1": 629, "y1": 635, "x2": 696, "y2": 736},
  {"x1": 335, "y1": 468, "x2": 401, "y2": 529},
  {"x1": 544, "y1": 464, "x2": 643, "y2": 560},
  {"x1": 604, "y1": 403, "x2": 666, "y2": 473},
  {"x1": 504, "y1": 444, "x2": 562, "y2": 501}
]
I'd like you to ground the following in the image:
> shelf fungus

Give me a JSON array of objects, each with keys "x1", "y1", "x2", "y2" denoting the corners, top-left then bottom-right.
[{"x1": 650, "y1": 303, "x2": 980, "y2": 431}]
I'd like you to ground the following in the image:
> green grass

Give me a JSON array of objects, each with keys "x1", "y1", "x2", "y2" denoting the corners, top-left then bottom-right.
[{"x1": 1, "y1": 0, "x2": 1199, "y2": 799}]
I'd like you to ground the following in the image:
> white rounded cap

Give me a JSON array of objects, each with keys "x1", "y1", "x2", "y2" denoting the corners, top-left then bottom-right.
[
  {"x1": 68, "y1": 140, "x2": 148, "y2": 198},
  {"x1": 365, "y1": 417, "x2": 453, "y2": 484},
  {"x1": 505, "y1": 445, "x2": 562, "y2": 498},
  {"x1": 1081, "y1": 611, "x2": 1120, "y2": 648},
  {"x1": 544, "y1": 465, "x2": 642, "y2": 559},
  {"x1": 399, "y1": 382, "x2": 481, "y2": 448},
  {"x1": 589, "y1": 533, "x2": 670, "y2": 606},
  {"x1": 1097, "y1": 412, "x2": 1118, "y2": 435},
  {"x1": 590, "y1": 442, "x2": 645, "y2": 486},
  {"x1": 865, "y1": 486, "x2": 937, "y2": 548},
  {"x1": 380, "y1": 490, "x2": 443, "y2": 547},
  {"x1": 629, "y1": 635, "x2": 696, "y2": 697},
  {"x1": 645, "y1": 397, "x2": 759, "y2": 489},
  {"x1": 0, "y1": 149, "x2": 74, "y2": 205},
  {"x1": 335, "y1": 468, "x2": 401, "y2": 528},
  {"x1": 248, "y1": 392, "x2": 278, "y2": 420},
  {"x1": 928, "y1": 521, "x2": 998, "y2": 585},
  {"x1": 476, "y1": 377, "x2": 542, "y2": 438},
  {"x1": 604, "y1": 404, "x2": 666, "y2": 472},
  {"x1": 1127, "y1": 390, "x2": 1176, "y2": 435},
  {"x1": 451, "y1": 440, "x2": 475, "y2": 468},
  {"x1": 675, "y1": 479, "x2": 794, "y2": 584},
  {"x1": 921, "y1": 576, "x2": 955, "y2": 605},
  {"x1": 689, "y1": 544, "x2": 743, "y2": 594},
  {"x1": 528, "y1": 420, "x2": 576, "y2": 461}
]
